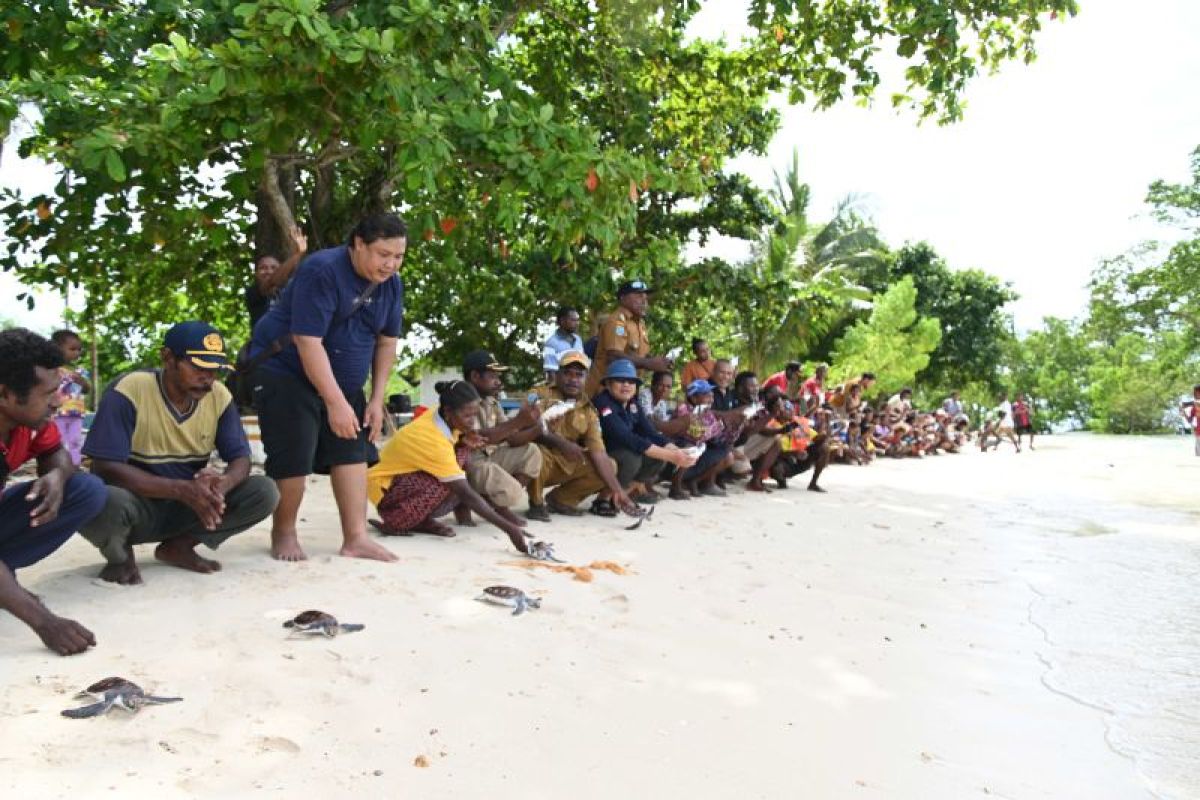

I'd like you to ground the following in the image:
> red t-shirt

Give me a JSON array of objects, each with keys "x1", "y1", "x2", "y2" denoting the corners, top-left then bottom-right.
[
  {"x1": 1, "y1": 421, "x2": 62, "y2": 485},
  {"x1": 762, "y1": 371, "x2": 789, "y2": 393}
]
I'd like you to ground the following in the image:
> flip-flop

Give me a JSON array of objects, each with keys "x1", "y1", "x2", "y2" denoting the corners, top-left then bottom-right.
[{"x1": 368, "y1": 518, "x2": 413, "y2": 537}]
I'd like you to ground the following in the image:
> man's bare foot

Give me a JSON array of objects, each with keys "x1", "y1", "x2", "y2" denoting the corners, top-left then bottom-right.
[
  {"x1": 340, "y1": 535, "x2": 399, "y2": 562},
  {"x1": 271, "y1": 529, "x2": 308, "y2": 561},
  {"x1": 454, "y1": 507, "x2": 476, "y2": 527},
  {"x1": 746, "y1": 478, "x2": 772, "y2": 493},
  {"x1": 807, "y1": 484, "x2": 827, "y2": 493},
  {"x1": 155, "y1": 537, "x2": 221, "y2": 574},
  {"x1": 98, "y1": 560, "x2": 143, "y2": 585},
  {"x1": 412, "y1": 518, "x2": 456, "y2": 538}
]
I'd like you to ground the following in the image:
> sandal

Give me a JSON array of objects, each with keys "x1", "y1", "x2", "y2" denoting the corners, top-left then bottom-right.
[{"x1": 589, "y1": 498, "x2": 618, "y2": 517}]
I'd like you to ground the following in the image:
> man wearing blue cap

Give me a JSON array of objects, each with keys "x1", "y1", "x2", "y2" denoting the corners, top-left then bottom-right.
[
  {"x1": 80, "y1": 322, "x2": 279, "y2": 585},
  {"x1": 593, "y1": 359, "x2": 695, "y2": 506},
  {"x1": 584, "y1": 279, "x2": 676, "y2": 397}
]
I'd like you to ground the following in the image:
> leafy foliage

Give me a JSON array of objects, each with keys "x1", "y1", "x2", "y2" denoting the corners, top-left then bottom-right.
[
  {"x1": 2, "y1": 0, "x2": 1078, "y2": 384},
  {"x1": 832, "y1": 276, "x2": 941, "y2": 396}
]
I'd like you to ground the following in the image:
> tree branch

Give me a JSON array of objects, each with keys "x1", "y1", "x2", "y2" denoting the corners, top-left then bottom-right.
[{"x1": 261, "y1": 159, "x2": 298, "y2": 251}]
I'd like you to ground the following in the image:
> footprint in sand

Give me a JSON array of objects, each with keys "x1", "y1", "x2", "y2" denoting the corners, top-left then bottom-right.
[{"x1": 254, "y1": 735, "x2": 302, "y2": 754}]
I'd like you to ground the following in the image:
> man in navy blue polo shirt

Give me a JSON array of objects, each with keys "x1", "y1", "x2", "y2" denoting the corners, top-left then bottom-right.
[{"x1": 248, "y1": 212, "x2": 406, "y2": 563}]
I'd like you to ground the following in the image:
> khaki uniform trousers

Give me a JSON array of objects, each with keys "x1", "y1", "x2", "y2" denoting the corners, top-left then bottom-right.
[
  {"x1": 467, "y1": 443, "x2": 543, "y2": 508},
  {"x1": 529, "y1": 446, "x2": 615, "y2": 508}
]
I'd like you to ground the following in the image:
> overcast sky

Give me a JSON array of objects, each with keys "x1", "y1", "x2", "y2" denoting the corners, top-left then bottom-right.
[{"x1": 3, "y1": 0, "x2": 1198, "y2": 332}]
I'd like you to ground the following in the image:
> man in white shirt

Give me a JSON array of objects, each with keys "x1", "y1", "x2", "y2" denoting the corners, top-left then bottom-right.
[{"x1": 542, "y1": 307, "x2": 584, "y2": 383}]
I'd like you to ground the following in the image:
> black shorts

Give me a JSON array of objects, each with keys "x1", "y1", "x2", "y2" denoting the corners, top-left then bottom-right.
[
  {"x1": 1015, "y1": 424, "x2": 1034, "y2": 435},
  {"x1": 252, "y1": 368, "x2": 379, "y2": 479}
]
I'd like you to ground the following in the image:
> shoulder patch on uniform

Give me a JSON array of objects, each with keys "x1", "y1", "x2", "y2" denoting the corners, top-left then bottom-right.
[{"x1": 599, "y1": 407, "x2": 612, "y2": 416}]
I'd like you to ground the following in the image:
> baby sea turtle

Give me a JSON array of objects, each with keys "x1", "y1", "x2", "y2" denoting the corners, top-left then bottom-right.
[
  {"x1": 476, "y1": 586, "x2": 542, "y2": 616},
  {"x1": 526, "y1": 540, "x2": 565, "y2": 563},
  {"x1": 283, "y1": 610, "x2": 366, "y2": 637},
  {"x1": 624, "y1": 504, "x2": 655, "y2": 531},
  {"x1": 62, "y1": 677, "x2": 182, "y2": 719}
]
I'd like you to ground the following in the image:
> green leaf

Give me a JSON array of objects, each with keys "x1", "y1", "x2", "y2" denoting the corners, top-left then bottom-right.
[
  {"x1": 209, "y1": 67, "x2": 227, "y2": 94},
  {"x1": 104, "y1": 150, "x2": 126, "y2": 182}
]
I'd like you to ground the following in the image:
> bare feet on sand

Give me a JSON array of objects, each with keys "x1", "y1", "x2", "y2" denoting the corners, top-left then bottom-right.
[
  {"x1": 271, "y1": 529, "x2": 309, "y2": 561},
  {"x1": 340, "y1": 535, "x2": 400, "y2": 562},
  {"x1": 155, "y1": 537, "x2": 221, "y2": 574},
  {"x1": 99, "y1": 560, "x2": 143, "y2": 585},
  {"x1": 98, "y1": 545, "x2": 143, "y2": 584}
]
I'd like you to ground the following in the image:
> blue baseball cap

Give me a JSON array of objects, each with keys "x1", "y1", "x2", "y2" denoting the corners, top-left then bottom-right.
[
  {"x1": 603, "y1": 358, "x2": 641, "y2": 384},
  {"x1": 686, "y1": 378, "x2": 715, "y2": 397},
  {"x1": 616, "y1": 279, "x2": 653, "y2": 297},
  {"x1": 163, "y1": 321, "x2": 231, "y2": 371}
]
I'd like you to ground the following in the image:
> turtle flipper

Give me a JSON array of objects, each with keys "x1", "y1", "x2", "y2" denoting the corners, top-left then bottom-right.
[
  {"x1": 142, "y1": 695, "x2": 183, "y2": 705},
  {"x1": 62, "y1": 699, "x2": 115, "y2": 719},
  {"x1": 526, "y1": 597, "x2": 542, "y2": 611},
  {"x1": 338, "y1": 623, "x2": 365, "y2": 634},
  {"x1": 512, "y1": 595, "x2": 527, "y2": 616}
]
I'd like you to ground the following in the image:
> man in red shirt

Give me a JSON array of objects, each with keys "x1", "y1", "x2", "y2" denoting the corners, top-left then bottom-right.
[
  {"x1": 1, "y1": 329, "x2": 107, "y2": 655},
  {"x1": 800, "y1": 363, "x2": 829, "y2": 415},
  {"x1": 762, "y1": 361, "x2": 805, "y2": 400}
]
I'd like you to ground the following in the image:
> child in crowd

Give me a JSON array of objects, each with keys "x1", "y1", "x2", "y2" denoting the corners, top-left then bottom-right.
[{"x1": 50, "y1": 329, "x2": 91, "y2": 466}]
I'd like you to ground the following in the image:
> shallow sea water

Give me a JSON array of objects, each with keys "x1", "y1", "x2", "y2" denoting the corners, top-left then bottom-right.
[{"x1": 988, "y1": 435, "x2": 1200, "y2": 800}]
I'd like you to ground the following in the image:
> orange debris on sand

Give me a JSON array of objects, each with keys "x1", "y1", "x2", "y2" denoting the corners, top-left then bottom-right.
[{"x1": 502, "y1": 560, "x2": 634, "y2": 583}]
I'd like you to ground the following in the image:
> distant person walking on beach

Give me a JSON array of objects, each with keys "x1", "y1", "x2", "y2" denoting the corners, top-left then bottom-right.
[
  {"x1": 1012, "y1": 394, "x2": 1035, "y2": 450},
  {"x1": 1183, "y1": 384, "x2": 1200, "y2": 456}
]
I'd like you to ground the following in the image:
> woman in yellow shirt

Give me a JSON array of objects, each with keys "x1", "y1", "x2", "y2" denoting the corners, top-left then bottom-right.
[{"x1": 367, "y1": 380, "x2": 530, "y2": 553}]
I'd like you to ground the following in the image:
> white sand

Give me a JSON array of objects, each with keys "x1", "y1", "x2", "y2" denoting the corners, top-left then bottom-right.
[{"x1": 2, "y1": 434, "x2": 1195, "y2": 799}]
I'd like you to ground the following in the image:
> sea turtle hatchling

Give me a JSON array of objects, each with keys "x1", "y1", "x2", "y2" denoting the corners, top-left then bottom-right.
[
  {"x1": 526, "y1": 540, "x2": 565, "y2": 563},
  {"x1": 62, "y1": 677, "x2": 182, "y2": 719},
  {"x1": 476, "y1": 585, "x2": 542, "y2": 616},
  {"x1": 283, "y1": 609, "x2": 366, "y2": 637}
]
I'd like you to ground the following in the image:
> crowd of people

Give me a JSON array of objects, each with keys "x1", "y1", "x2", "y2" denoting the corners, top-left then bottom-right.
[{"x1": 0, "y1": 211, "x2": 1035, "y2": 657}]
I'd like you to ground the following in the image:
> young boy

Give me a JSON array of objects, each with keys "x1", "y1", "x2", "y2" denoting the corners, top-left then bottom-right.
[{"x1": 50, "y1": 330, "x2": 91, "y2": 466}]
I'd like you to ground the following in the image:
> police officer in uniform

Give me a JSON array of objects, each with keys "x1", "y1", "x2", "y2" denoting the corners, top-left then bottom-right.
[{"x1": 584, "y1": 280, "x2": 675, "y2": 397}]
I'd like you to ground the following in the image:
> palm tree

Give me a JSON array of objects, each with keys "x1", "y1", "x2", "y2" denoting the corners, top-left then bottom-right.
[{"x1": 734, "y1": 150, "x2": 886, "y2": 374}]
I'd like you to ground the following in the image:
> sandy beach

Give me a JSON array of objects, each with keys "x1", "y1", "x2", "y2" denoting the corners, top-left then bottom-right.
[{"x1": 2, "y1": 433, "x2": 1196, "y2": 799}]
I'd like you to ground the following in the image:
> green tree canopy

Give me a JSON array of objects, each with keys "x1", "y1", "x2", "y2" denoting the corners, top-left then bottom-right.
[
  {"x1": 831, "y1": 276, "x2": 941, "y2": 396},
  {"x1": 2, "y1": 0, "x2": 1077, "y2": 381}
]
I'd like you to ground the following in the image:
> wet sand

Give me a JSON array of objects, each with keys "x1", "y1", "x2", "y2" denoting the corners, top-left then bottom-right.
[{"x1": 1, "y1": 434, "x2": 1195, "y2": 798}]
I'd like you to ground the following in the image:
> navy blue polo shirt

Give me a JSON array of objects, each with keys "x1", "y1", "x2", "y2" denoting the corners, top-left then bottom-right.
[
  {"x1": 593, "y1": 389, "x2": 667, "y2": 455},
  {"x1": 250, "y1": 245, "x2": 403, "y2": 394}
]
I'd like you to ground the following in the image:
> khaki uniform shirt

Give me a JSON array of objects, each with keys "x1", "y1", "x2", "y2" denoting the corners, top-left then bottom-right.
[
  {"x1": 585, "y1": 308, "x2": 650, "y2": 396},
  {"x1": 532, "y1": 385, "x2": 605, "y2": 454},
  {"x1": 472, "y1": 395, "x2": 506, "y2": 457}
]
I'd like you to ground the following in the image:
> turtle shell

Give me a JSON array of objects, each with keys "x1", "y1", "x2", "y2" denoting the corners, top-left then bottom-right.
[
  {"x1": 481, "y1": 586, "x2": 524, "y2": 600},
  {"x1": 84, "y1": 676, "x2": 137, "y2": 694},
  {"x1": 284, "y1": 610, "x2": 337, "y2": 628}
]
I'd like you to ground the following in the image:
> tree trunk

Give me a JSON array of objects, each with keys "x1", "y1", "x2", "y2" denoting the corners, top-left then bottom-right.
[{"x1": 255, "y1": 162, "x2": 298, "y2": 261}]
